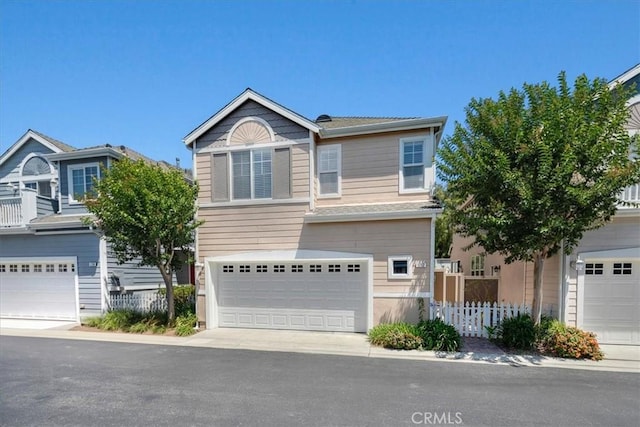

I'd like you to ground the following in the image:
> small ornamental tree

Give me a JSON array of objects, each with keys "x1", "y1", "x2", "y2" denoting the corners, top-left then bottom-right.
[
  {"x1": 84, "y1": 158, "x2": 203, "y2": 322},
  {"x1": 438, "y1": 72, "x2": 639, "y2": 324}
]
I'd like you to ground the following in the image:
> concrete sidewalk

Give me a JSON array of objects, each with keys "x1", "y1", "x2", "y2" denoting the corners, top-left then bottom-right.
[{"x1": 1, "y1": 323, "x2": 638, "y2": 373}]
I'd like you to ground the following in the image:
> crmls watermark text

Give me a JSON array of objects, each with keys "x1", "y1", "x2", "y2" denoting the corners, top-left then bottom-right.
[{"x1": 411, "y1": 411, "x2": 463, "y2": 425}]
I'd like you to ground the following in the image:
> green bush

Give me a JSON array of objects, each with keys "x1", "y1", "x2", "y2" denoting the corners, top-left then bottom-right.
[
  {"x1": 368, "y1": 322, "x2": 424, "y2": 350},
  {"x1": 100, "y1": 309, "x2": 141, "y2": 331},
  {"x1": 175, "y1": 314, "x2": 198, "y2": 337},
  {"x1": 84, "y1": 316, "x2": 102, "y2": 328},
  {"x1": 158, "y1": 285, "x2": 195, "y2": 317},
  {"x1": 417, "y1": 318, "x2": 462, "y2": 352},
  {"x1": 493, "y1": 313, "x2": 536, "y2": 350},
  {"x1": 538, "y1": 320, "x2": 604, "y2": 361}
]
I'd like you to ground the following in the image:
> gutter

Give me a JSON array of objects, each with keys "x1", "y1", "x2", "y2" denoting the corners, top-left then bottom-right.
[{"x1": 319, "y1": 117, "x2": 447, "y2": 139}]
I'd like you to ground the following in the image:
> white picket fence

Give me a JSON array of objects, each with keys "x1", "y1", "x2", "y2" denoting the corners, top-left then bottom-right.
[
  {"x1": 109, "y1": 292, "x2": 169, "y2": 312},
  {"x1": 430, "y1": 301, "x2": 532, "y2": 338}
]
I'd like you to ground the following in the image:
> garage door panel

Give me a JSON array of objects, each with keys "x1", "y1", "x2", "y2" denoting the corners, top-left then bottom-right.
[
  {"x1": 583, "y1": 258, "x2": 639, "y2": 345},
  {"x1": 0, "y1": 259, "x2": 77, "y2": 320}
]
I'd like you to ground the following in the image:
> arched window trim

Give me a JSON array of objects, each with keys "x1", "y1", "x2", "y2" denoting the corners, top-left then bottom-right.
[{"x1": 226, "y1": 116, "x2": 275, "y2": 146}]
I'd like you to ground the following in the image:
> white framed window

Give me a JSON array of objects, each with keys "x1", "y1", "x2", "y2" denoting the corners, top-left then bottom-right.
[
  {"x1": 68, "y1": 163, "x2": 100, "y2": 204},
  {"x1": 388, "y1": 255, "x2": 413, "y2": 279},
  {"x1": 612, "y1": 262, "x2": 632, "y2": 275},
  {"x1": 232, "y1": 149, "x2": 272, "y2": 200},
  {"x1": 21, "y1": 264, "x2": 30, "y2": 273},
  {"x1": 318, "y1": 144, "x2": 341, "y2": 197},
  {"x1": 470, "y1": 255, "x2": 485, "y2": 277},
  {"x1": 399, "y1": 136, "x2": 432, "y2": 193}
]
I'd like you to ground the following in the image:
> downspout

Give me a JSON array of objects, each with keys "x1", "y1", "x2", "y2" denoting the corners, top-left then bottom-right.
[
  {"x1": 309, "y1": 131, "x2": 315, "y2": 211},
  {"x1": 558, "y1": 240, "x2": 565, "y2": 321},
  {"x1": 429, "y1": 213, "x2": 436, "y2": 316},
  {"x1": 56, "y1": 160, "x2": 62, "y2": 213},
  {"x1": 192, "y1": 138, "x2": 203, "y2": 329}
]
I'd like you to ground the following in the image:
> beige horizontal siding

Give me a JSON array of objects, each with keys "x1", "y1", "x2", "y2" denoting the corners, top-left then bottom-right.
[{"x1": 316, "y1": 130, "x2": 435, "y2": 206}]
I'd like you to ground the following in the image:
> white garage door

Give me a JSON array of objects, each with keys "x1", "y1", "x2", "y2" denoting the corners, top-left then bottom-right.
[
  {"x1": 583, "y1": 258, "x2": 639, "y2": 345},
  {"x1": 0, "y1": 257, "x2": 78, "y2": 320},
  {"x1": 215, "y1": 260, "x2": 368, "y2": 332}
]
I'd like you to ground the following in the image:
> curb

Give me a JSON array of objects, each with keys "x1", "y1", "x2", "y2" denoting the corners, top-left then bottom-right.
[{"x1": 2, "y1": 328, "x2": 638, "y2": 373}]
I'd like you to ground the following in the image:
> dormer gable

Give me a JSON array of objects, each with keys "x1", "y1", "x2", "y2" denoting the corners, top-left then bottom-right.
[{"x1": 183, "y1": 88, "x2": 321, "y2": 149}]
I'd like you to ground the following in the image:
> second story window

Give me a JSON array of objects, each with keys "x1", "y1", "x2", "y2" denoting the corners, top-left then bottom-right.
[
  {"x1": 68, "y1": 163, "x2": 99, "y2": 203},
  {"x1": 232, "y1": 149, "x2": 272, "y2": 199},
  {"x1": 401, "y1": 139, "x2": 425, "y2": 191},
  {"x1": 318, "y1": 144, "x2": 341, "y2": 197},
  {"x1": 213, "y1": 147, "x2": 291, "y2": 202},
  {"x1": 399, "y1": 135, "x2": 433, "y2": 193}
]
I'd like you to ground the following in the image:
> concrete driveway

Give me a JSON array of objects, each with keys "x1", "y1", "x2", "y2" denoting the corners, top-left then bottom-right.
[{"x1": 0, "y1": 318, "x2": 78, "y2": 330}]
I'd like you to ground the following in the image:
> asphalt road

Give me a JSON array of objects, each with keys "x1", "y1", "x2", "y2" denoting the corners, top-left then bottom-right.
[{"x1": 1, "y1": 336, "x2": 638, "y2": 427}]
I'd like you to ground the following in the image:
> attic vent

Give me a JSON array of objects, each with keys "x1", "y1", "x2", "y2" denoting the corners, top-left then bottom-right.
[{"x1": 315, "y1": 114, "x2": 332, "y2": 123}]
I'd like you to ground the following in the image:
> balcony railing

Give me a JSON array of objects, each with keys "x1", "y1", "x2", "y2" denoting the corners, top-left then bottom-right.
[
  {"x1": 619, "y1": 183, "x2": 640, "y2": 207},
  {"x1": 0, "y1": 189, "x2": 37, "y2": 227}
]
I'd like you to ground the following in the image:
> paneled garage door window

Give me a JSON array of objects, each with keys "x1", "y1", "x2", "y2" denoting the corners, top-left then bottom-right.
[
  {"x1": 585, "y1": 263, "x2": 604, "y2": 275},
  {"x1": 0, "y1": 262, "x2": 76, "y2": 274},
  {"x1": 612, "y1": 262, "x2": 632, "y2": 275},
  {"x1": 220, "y1": 263, "x2": 363, "y2": 274}
]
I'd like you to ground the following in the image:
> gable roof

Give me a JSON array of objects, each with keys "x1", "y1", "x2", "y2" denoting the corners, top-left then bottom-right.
[
  {"x1": 0, "y1": 129, "x2": 76, "y2": 166},
  {"x1": 183, "y1": 88, "x2": 322, "y2": 147},
  {"x1": 316, "y1": 116, "x2": 419, "y2": 129}
]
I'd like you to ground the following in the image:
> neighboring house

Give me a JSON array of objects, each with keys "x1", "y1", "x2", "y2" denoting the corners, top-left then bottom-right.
[
  {"x1": 0, "y1": 130, "x2": 189, "y2": 322},
  {"x1": 184, "y1": 89, "x2": 447, "y2": 332},
  {"x1": 450, "y1": 64, "x2": 640, "y2": 345}
]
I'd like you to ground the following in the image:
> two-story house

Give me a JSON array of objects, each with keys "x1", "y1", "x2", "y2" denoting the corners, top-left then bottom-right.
[
  {"x1": 450, "y1": 64, "x2": 640, "y2": 345},
  {"x1": 184, "y1": 89, "x2": 447, "y2": 332},
  {"x1": 0, "y1": 130, "x2": 186, "y2": 322}
]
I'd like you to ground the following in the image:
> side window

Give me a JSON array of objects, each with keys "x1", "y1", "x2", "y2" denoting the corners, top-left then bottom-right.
[
  {"x1": 399, "y1": 135, "x2": 433, "y2": 193},
  {"x1": 68, "y1": 163, "x2": 100, "y2": 203},
  {"x1": 388, "y1": 256, "x2": 412, "y2": 279},
  {"x1": 318, "y1": 144, "x2": 341, "y2": 197},
  {"x1": 470, "y1": 255, "x2": 485, "y2": 277}
]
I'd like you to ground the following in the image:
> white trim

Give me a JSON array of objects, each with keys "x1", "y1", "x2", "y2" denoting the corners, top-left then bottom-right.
[
  {"x1": 309, "y1": 131, "x2": 315, "y2": 211},
  {"x1": 47, "y1": 147, "x2": 124, "y2": 161},
  {"x1": 429, "y1": 216, "x2": 436, "y2": 310},
  {"x1": 373, "y1": 292, "x2": 431, "y2": 298},
  {"x1": 184, "y1": 89, "x2": 321, "y2": 146},
  {"x1": 194, "y1": 139, "x2": 310, "y2": 154},
  {"x1": 67, "y1": 162, "x2": 101, "y2": 204},
  {"x1": 99, "y1": 236, "x2": 109, "y2": 313},
  {"x1": 319, "y1": 117, "x2": 446, "y2": 139},
  {"x1": 0, "y1": 130, "x2": 66, "y2": 167},
  {"x1": 399, "y1": 134, "x2": 433, "y2": 194},
  {"x1": 304, "y1": 209, "x2": 440, "y2": 223},
  {"x1": 32, "y1": 229, "x2": 94, "y2": 235},
  {"x1": 578, "y1": 246, "x2": 640, "y2": 260},
  {"x1": 0, "y1": 256, "x2": 79, "y2": 264},
  {"x1": 317, "y1": 144, "x2": 342, "y2": 198},
  {"x1": 226, "y1": 116, "x2": 276, "y2": 145},
  {"x1": 608, "y1": 64, "x2": 640, "y2": 88},
  {"x1": 199, "y1": 197, "x2": 310, "y2": 209},
  {"x1": 388, "y1": 255, "x2": 413, "y2": 279}
]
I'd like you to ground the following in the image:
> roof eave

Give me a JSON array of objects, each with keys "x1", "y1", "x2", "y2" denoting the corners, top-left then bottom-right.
[
  {"x1": 318, "y1": 116, "x2": 448, "y2": 139},
  {"x1": 183, "y1": 89, "x2": 322, "y2": 147},
  {"x1": 46, "y1": 147, "x2": 125, "y2": 161},
  {"x1": 0, "y1": 130, "x2": 66, "y2": 166}
]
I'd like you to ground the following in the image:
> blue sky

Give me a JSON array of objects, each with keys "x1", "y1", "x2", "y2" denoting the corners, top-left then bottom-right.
[{"x1": 1, "y1": 0, "x2": 638, "y2": 169}]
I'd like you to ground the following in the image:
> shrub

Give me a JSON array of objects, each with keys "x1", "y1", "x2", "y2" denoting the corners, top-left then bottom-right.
[
  {"x1": 538, "y1": 320, "x2": 604, "y2": 361},
  {"x1": 100, "y1": 309, "x2": 141, "y2": 331},
  {"x1": 493, "y1": 313, "x2": 536, "y2": 350},
  {"x1": 368, "y1": 322, "x2": 424, "y2": 350},
  {"x1": 84, "y1": 317, "x2": 102, "y2": 328},
  {"x1": 158, "y1": 285, "x2": 195, "y2": 317},
  {"x1": 417, "y1": 318, "x2": 462, "y2": 352},
  {"x1": 175, "y1": 313, "x2": 198, "y2": 337}
]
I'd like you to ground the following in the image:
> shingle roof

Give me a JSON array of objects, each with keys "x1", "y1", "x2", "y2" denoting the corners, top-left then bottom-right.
[
  {"x1": 316, "y1": 116, "x2": 419, "y2": 130},
  {"x1": 29, "y1": 129, "x2": 76, "y2": 152}
]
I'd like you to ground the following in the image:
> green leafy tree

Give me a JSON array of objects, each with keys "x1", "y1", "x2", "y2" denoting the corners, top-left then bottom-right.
[
  {"x1": 84, "y1": 158, "x2": 203, "y2": 322},
  {"x1": 438, "y1": 72, "x2": 639, "y2": 323},
  {"x1": 433, "y1": 185, "x2": 453, "y2": 258}
]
